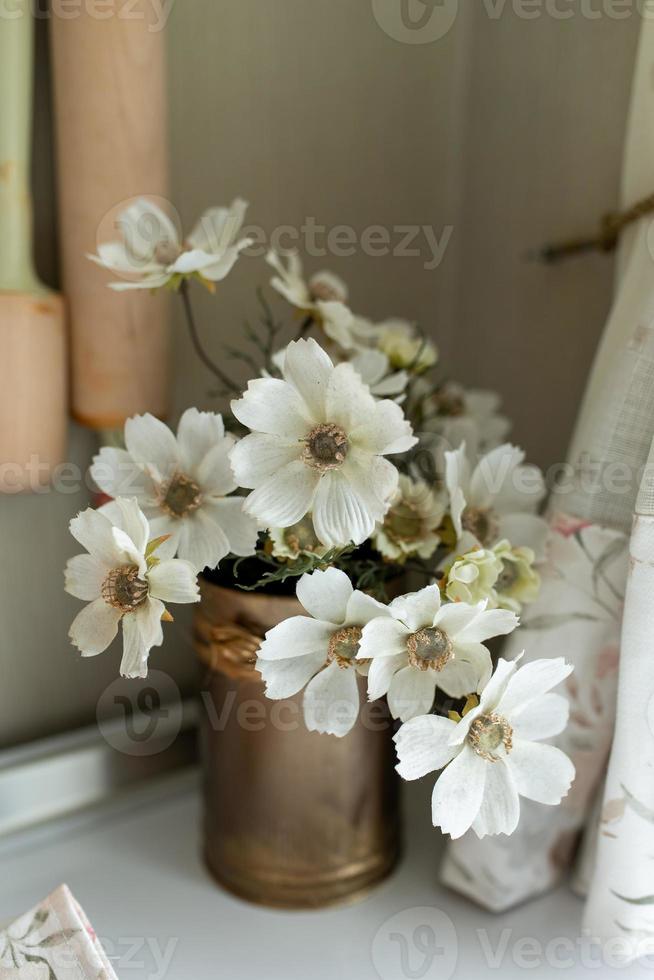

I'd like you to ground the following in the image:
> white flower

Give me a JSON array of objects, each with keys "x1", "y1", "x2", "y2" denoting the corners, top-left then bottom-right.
[
  {"x1": 257, "y1": 567, "x2": 390, "y2": 737},
  {"x1": 349, "y1": 347, "x2": 409, "y2": 400},
  {"x1": 230, "y1": 338, "x2": 417, "y2": 547},
  {"x1": 64, "y1": 498, "x2": 199, "y2": 678},
  {"x1": 422, "y1": 382, "x2": 511, "y2": 461},
  {"x1": 372, "y1": 474, "x2": 445, "y2": 562},
  {"x1": 445, "y1": 442, "x2": 548, "y2": 556},
  {"x1": 358, "y1": 584, "x2": 518, "y2": 721},
  {"x1": 444, "y1": 543, "x2": 503, "y2": 605},
  {"x1": 374, "y1": 319, "x2": 438, "y2": 373},
  {"x1": 266, "y1": 250, "x2": 372, "y2": 350},
  {"x1": 394, "y1": 655, "x2": 575, "y2": 839},
  {"x1": 492, "y1": 539, "x2": 540, "y2": 612},
  {"x1": 88, "y1": 198, "x2": 252, "y2": 291},
  {"x1": 91, "y1": 409, "x2": 259, "y2": 572}
]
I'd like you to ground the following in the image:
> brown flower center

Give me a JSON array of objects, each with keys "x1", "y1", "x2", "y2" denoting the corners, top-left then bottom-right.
[
  {"x1": 101, "y1": 565, "x2": 148, "y2": 614},
  {"x1": 406, "y1": 627, "x2": 453, "y2": 672},
  {"x1": 461, "y1": 506, "x2": 498, "y2": 546},
  {"x1": 303, "y1": 423, "x2": 349, "y2": 471},
  {"x1": 468, "y1": 712, "x2": 513, "y2": 762},
  {"x1": 283, "y1": 517, "x2": 322, "y2": 555},
  {"x1": 154, "y1": 240, "x2": 181, "y2": 265},
  {"x1": 160, "y1": 472, "x2": 203, "y2": 518},
  {"x1": 327, "y1": 625, "x2": 364, "y2": 669}
]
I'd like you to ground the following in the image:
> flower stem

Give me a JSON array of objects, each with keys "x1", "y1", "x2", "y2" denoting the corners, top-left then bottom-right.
[{"x1": 179, "y1": 281, "x2": 241, "y2": 395}]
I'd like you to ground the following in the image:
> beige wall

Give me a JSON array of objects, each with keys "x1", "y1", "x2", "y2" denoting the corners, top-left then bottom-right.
[{"x1": 0, "y1": 3, "x2": 640, "y2": 746}]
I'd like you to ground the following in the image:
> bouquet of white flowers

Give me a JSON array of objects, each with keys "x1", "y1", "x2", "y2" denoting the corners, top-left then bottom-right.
[{"x1": 64, "y1": 197, "x2": 575, "y2": 842}]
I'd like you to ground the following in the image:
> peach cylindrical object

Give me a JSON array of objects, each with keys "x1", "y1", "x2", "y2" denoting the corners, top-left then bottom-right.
[{"x1": 50, "y1": 3, "x2": 170, "y2": 428}]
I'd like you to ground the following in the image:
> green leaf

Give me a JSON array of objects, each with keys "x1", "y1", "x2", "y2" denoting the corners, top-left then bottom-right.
[
  {"x1": 623, "y1": 784, "x2": 654, "y2": 824},
  {"x1": 37, "y1": 929, "x2": 79, "y2": 947},
  {"x1": 592, "y1": 536, "x2": 625, "y2": 595}
]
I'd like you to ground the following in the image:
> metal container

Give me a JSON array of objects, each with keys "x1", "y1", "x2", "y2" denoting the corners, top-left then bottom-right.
[{"x1": 194, "y1": 578, "x2": 401, "y2": 909}]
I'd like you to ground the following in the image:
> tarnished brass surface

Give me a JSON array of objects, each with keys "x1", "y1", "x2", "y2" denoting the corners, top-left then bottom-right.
[{"x1": 194, "y1": 579, "x2": 401, "y2": 909}]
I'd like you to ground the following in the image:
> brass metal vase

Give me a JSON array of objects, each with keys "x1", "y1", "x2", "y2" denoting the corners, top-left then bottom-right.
[{"x1": 193, "y1": 578, "x2": 401, "y2": 909}]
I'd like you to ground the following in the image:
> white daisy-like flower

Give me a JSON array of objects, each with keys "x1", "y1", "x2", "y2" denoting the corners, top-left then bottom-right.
[
  {"x1": 257, "y1": 567, "x2": 390, "y2": 737},
  {"x1": 348, "y1": 347, "x2": 409, "y2": 400},
  {"x1": 374, "y1": 319, "x2": 438, "y2": 373},
  {"x1": 445, "y1": 442, "x2": 548, "y2": 556},
  {"x1": 230, "y1": 338, "x2": 417, "y2": 548},
  {"x1": 64, "y1": 498, "x2": 199, "y2": 678},
  {"x1": 394, "y1": 655, "x2": 575, "y2": 839},
  {"x1": 358, "y1": 584, "x2": 518, "y2": 722},
  {"x1": 266, "y1": 250, "x2": 374, "y2": 350},
  {"x1": 91, "y1": 409, "x2": 259, "y2": 572},
  {"x1": 88, "y1": 198, "x2": 252, "y2": 291},
  {"x1": 372, "y1": 474, "x2": 445, "y2": 562}
]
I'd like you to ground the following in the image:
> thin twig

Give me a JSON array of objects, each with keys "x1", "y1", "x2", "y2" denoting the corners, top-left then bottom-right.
[{"x1": 179, "y1": 281, "x2": 240, "y2": 395}]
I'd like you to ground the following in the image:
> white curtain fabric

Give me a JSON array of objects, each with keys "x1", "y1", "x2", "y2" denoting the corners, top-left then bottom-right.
[
  {"x1": 441, "y1": 16, "x2": 654, "y2": 925},
  {"x1": 582, "y1": 441, "x2": 654, "y2": 961}
]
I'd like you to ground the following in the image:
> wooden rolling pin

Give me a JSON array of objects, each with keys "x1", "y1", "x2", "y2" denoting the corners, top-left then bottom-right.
[
  {"x1": 50, "y1": 2, "x2": 170, "y2": 429},
  {"x1": 0, "y1": 2, "x2": 67, "y2": 493}
]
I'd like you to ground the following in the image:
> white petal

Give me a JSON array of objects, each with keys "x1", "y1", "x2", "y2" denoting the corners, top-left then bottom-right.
[
  {"x1": 90, "y1": 447, "x2": 155, "y2": 501},
  {"x1": 120, "y1": 613, "x2": 148, "y2": 679},
  {"x1": 455, "y1": 606, "x2": 519, "y2": 644},
  {"x1": 431, "y1": 745, "x2": 487, "y2": 838},
  {"x1": 257, "y1": 651, "x2": 325, "y2": 699},
  {"x1": 147, "y1": 559, "x2": 199, "y2": 604},
  {"x1": 325, "y1": 363, "x2": 377, "y2": 433},
  {"x1": 350, "y1": 348, "x2": 388, "y2": 386},
  {"x1": 201, "y1": 242, "x2": 251, "y2": 282},
  {"x1": 105, "y1": 497, "x2": 150, "y2": 555},
  {"x1": 493, "y1": 463, "x2": 546, "y2": 514},
  {"x1": 204, "y1": 497, "x2": 259, "y2": 557},
  {"x1": 109, "y1": 273, "x2": 171, "y2": 291},
  {"x1": 506, "y1": 740, "x2": 575, "y2": 805},
  {"x1": 124, "y1": 413, "x2": 180, "y2": 482},
  {"x1": 64, "y1": 554, "x2": 107, "y2": 601},
  {"x1": 469, "y1": 444, "x2": 525, "y2": 509},
  {"x1": 229, "y1": 433, "x2": 302, "y2": 489},
  {"x1": 282, "y1": 338, "x2": 333, "y2": 420},
  {"x1": 195, "y1": 438, "x2": 238, "y2": 495},
  {"x1": 312, "y1": 470, "x2": 376, "y2": 547},
  {"x1": 433, "y1": 601, "x2": 484, "y2": 638},
  {"x1": 188, "y1": 200, "x2": 248, "y2": 252},
  {"x1": 318, "y1": 301, "x2": 356, "y2": 348},
  {"x1": 367, "y1": 652, "x2": 407, "y2": 700},
  {"x1": 69, "y1": 598, "x2": 121, "y2": 656},
  {"x1": 436, "y1": 657, "x2": 489, "y2": 699},
  {"x1": 303, "y1": 662, "x2": 360, "y2": 737},
  {"x1": 497, "y1": 658, "x2": 573, "y2": 718},
  {"x1": 69, "y1": 507, "x2": 124, "y2": 566},
  {"x1": 389, "y1": 585, "x2": 441, "y2": 632},
  {"x1": 472, "y1": 758, "x2": 520, "y2": 838},
  {"x1": 117, "y1": 198, "x2": 180, "y2": 261},
  {"x1": 510, "y1": 693, "x2": 570, "y2": 742},
  {"x1": 296, "y1": 567, "x2": 352, "y2": 624},
  {"x1": 258, "y1": 616, "x2": 332, "y2": 661},
  {"x1": 345, "y1": 590, "x2": 390, "y2": 626},
  {"x1": 231, "y1": 378, "x2": 311, "y2": 437},
  {"x1": 358, "y1": 617, "x2": 409, "y2": 660},
  {"x1": 342, "y1": 453, "x2": 399, "y2": 513},
  {"x1": 168, "y1": 247, "x2": 219, "y2": 274},
  {"x1": 141, "y1": 514, "x2": 180, "y2": 559},
  {"x1": 497, "y1": 513, "x2": 549, "y2": 559},
  {"x1": 350, "y1": 398, "x2": 417, "y2": 455},
  {"x1": 444, "y1": 443, "x2": 469, "y2": 538},
  {"x1": 111, "y1": 527, "x2": 147, "y2": 575},
  {"x1": 177, "y1": 510, "x2": 231, "y2": 571},
  {"x1": 394, "y1": 714, "x2": 458, "y2": 780},
  {"x1": 177, "y1": 407, "x2": 225, "y2": 472},
  {"x1": 387, "y1": 666, "x2": 437, "y2": 722},
  {"x1": 243, "y1": 460, "x2": 319, "y2": 527}
]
